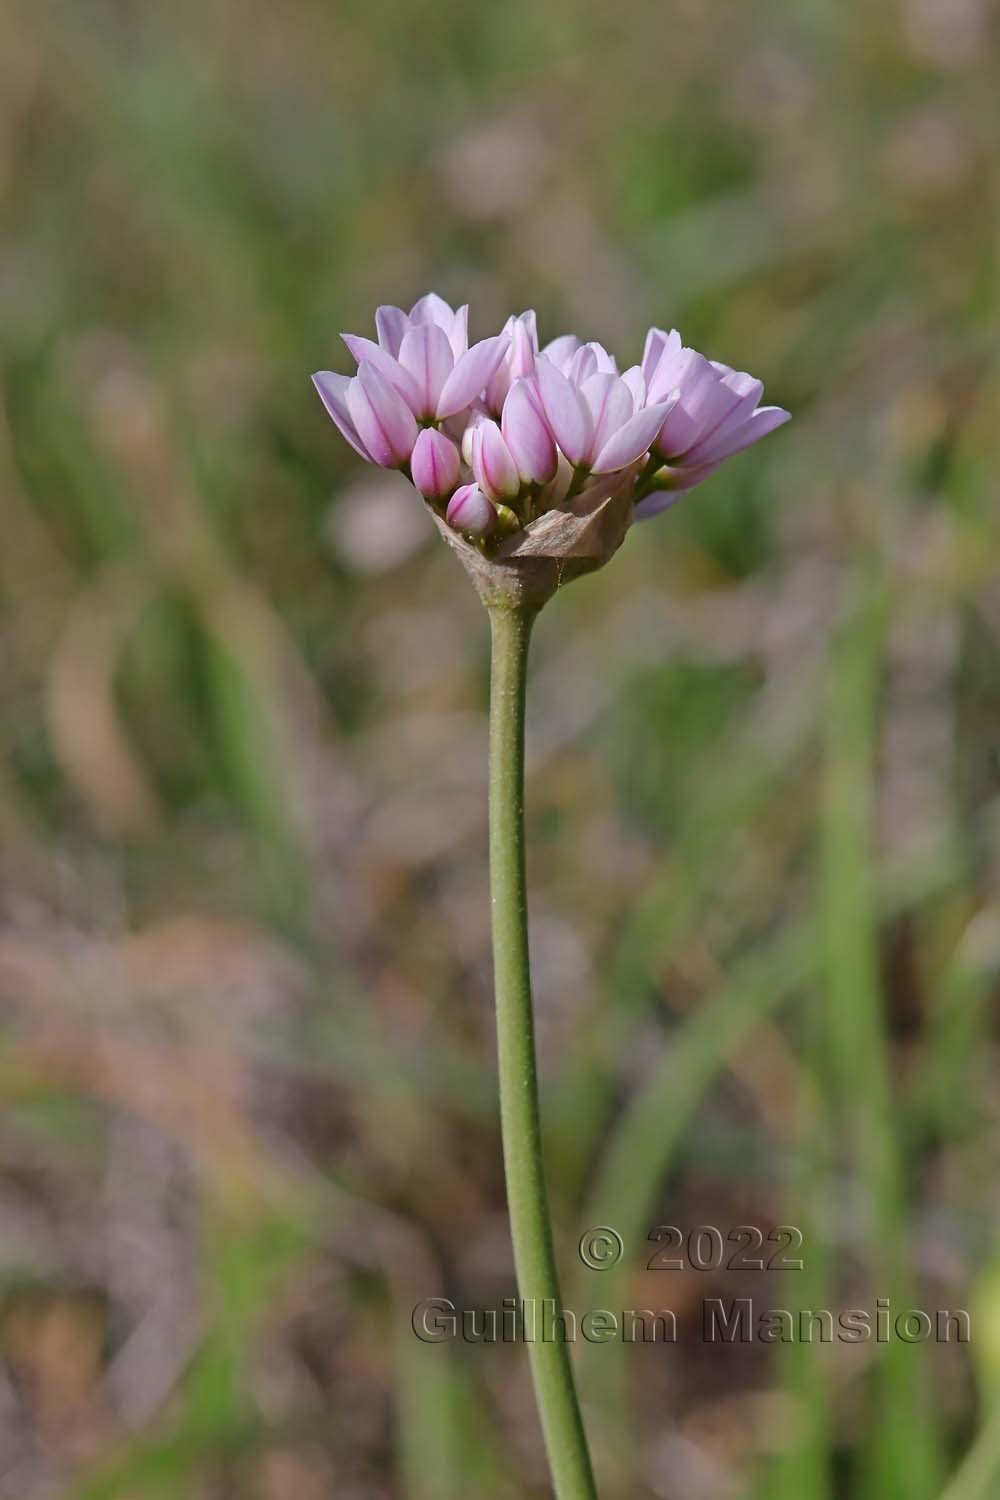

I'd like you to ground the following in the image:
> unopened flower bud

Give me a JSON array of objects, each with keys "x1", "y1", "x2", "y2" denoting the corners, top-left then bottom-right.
[
  {"x1": 471, "y1": 420, "x2": 521, "y2": 503},
  {"x1": 447, "y1": 483, "x2": 497, "y2": 537},
  {"x1": 410, "y1": 427, "x2": 460, "y2": 500}
]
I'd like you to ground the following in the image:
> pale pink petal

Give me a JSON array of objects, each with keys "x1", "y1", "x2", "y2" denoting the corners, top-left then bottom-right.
[
  {"x1": 682, "y1": 380, "x2": 764, "y2": 464},
  {"x1": 312, "y1": 371, "x2": 371, "y2": 461},
  {"x1": 374, "y1": 305, "x2": 409, "y2": 357},
  {"x1": 653, "y1": 353, "x2": 724, "y2": 454},
  {"x1": 485, "y1": 310, "x2": 539, "y2": 413},
  {"x1": 449, "y1": 304, "x2": 470, "y2": 360},
  {"x1": 533, "y1": 356, "x2": 593, "y2": 467},
  {"x1": 684, "y1": 406, "x2": 790, "y2": 467},
  {"x1": 410, "y1": 294, "x2": 468, "y2": 360},
  {"x1": 398, "y1": 323, "x2": 455, "y2": 419},
  {"x1": 645, "y1": 335, "x2": 690, "y2": 404},
  {"x1": 540, "y1": 334, "x2": 580, "y2": 375},
  {"x1": 580, "y1": 372, "x2": 635, "y2": 460},
  {"x1": 621, "y1": 365, "x2": 646, "y2": 407},
  {"x1": 654, "y1": 402, "x2": 703, "y2": 456},
  {"x1": 484, "y1": 315, "x2": 518, "y2": 414},
  {"x1": 347, "y1": 361, "x2": 418, "y2": 468},
  {"x1": 510, "y1": 315, "x2": 537, "y2": 378},
  {"x1": 341, "y1": 334, "x2": 422, "y2": 413},
  {"x1": 592, "y1": 399, "x2": 676, "y2": 474},
  {"x1": 641, "y1": 327, "x2": 666, "y2": 383},
  {"x1": 722, "y1": 370, "x2": 763, "y2": 401},
  {"x1": 502, "y1": 378, "x2": 558, "y2": 484},
  {"x1": 588, "y1": 341, "x2": 619, "y2": 374},
  {"x1": 680, "y1": 357, "x2": 745, "y2": 435},
  {"x1": 642, "y1": 327, "x2": 682, "y2": 388},
  {"x1": 409, "y1": 292, "x2": 456, "y2": 327},
  {"x1": 436, "y1": 334, "x2": 509, "y2": 419},
  {"x1": 569, "y1": 344, "x2": 599, "y2": 386}
]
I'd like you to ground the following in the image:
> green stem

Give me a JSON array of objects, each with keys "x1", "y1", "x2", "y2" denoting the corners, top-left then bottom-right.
[{"x1": 487, "y1": 604, "x2": 598, "y2": 1500}]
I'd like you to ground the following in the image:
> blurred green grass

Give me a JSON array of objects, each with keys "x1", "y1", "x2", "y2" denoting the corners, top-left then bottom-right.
[{"x1": 1, "y1": 0, "x2": 998, "y2": 1495}]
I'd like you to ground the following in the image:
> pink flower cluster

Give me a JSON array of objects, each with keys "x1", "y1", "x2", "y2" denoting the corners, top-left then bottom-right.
[{"x1": 313, "y1": 295, "x2": 789, "y2": 540}]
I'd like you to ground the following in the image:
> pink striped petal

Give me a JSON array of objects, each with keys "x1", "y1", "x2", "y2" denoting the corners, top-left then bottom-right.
[
  {"x1": 374, "y1": 305, "x2": 409, "y2": 357},
  {"x1": 448, "y1": 304, "x2": 470, "y2": 360},
  {"x1": 436, "y1": 334, "x2": 509, "y2": 419},
  {"x1": 410, "y1": 427, "x2": 460, "y2": 499},
  {"x1": 723, "y1": 370, "x2": 764, "y2": 400},
  {"x1": 569, "y1": 344, "x2": 599, "y2": 386},
  {"x1": 409, "y1": 292, "x2": 455, "y2": 326},
  {"x1": 485, "y1": 309, "x2": 539, "y2": 413},
  {"x1": 540, "y1": 334, "x2": 580, "y2": 375},
  {"x1": 588, "y1": 340, "x2": 619, "y2": 374},
  {"x1": 592, "y1": 399, "x2": 676, "y2": 474},
  {"x1": 642, "y1": 327, "x2": 682, "y2": 387},
  {"x1": 533, "y1": 356, "x2": 593, "y2": 467},
  {"x1": 621, "y1": 365, "x2": 646, "y2": 407},
  {"x1": 347, "y1": 362, "x2": 418, "y2": 468},
  {"x1": 502, "y1": 378, "x2": 557, "y2": 485},
  {"x1": 580, "y1": 372, "x2": 635, "y2": 460},
  {"x1": 645, "y1": 334, "x2": 689, "y2": 405},
  {"x1": 682, "y1": 379, "x2": 764, "y2": 465},
  {"x1": 312, "y1": 371, "x2": 371, "y2": 461},
  {"x1": 518, "y1": 308, "x2": 539, "y2": 346},
  {"x1": 472, "y1": 419, "x2": 521, "y2": 502},
  {"x1": 683, "y1": 406, "x2": 790, "y2": 467},
  {"x1": 398, "y1": 323, "x2": 455, "y2": 419},
  {"x1": 641, "y1": 327, "x2": 666, "y2": 382},
  {"x1": 341, "y1": 334, "x2": 422, "y2": 414},
  {"x1": 653, "y1": 354, "x2": 722, "y2": 455},
  {"x1": 446, "y1": 483, "x2": 497, "y2": 537},
  {"x1": 510, "y1": 314, "x2": 537, "y2": 377},
  {"x1": 484, "y1": 315, "x2": 517, "y2": 413},
  {"x1": 674, "y1": 353, "x2": 741, "y2": 434}
]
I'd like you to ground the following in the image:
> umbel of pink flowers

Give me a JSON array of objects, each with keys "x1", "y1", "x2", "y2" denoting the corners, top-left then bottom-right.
[{"x1": 313, "y1": 294, "x2": 789, "y2": 543}]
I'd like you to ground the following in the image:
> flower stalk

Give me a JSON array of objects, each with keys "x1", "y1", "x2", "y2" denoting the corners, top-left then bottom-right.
[
  {"x1": 312, "y1": 291, "x2": 791, "y2": 1500},
  {"x1": 488, "y1": 603, "x2": 598, "y2": 1500}
]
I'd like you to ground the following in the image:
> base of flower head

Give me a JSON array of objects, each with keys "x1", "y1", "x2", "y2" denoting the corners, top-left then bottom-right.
[
  {"x1": 427, "y1": 480, "x2": 636, "y2": 612},
  {"x1": 314, "y1": 296, "x2": 791, "y2": 588}
]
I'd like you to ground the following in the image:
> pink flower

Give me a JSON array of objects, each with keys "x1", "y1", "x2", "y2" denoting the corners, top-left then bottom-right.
[
  {"x1": 446, "y1": 483, "x2": 497, "y2": 537},
  {"x1": 313, "y1": 361, "x2": 418, "y2": 469},
  {"x1": 312, "y1": 296, "x2": 791, "y2": 548},
  {"x1": 340, "y1": 296, "x2": 509, "y2": 423},
  {"x1": 532, "y1": 356, "x2": 675, "y2": 474},
  {"x1": 540, "y1": 336, "x2": 619, "y2": 381},
  {"x1": 501, "y1": 379, "x2": 558, "y2": 485},
  {"x1": 375, "y1": 293, "x2": 469, "y2": 363},
  {"x1": 470, "y1": 379, "x2": 559, "y2": 500},
  {"x1": 484, "y1": 311, "x2": 539, "y2": 415},
  {"x1": 636, "y1": 328, "x2": 790, "y2": 514}
]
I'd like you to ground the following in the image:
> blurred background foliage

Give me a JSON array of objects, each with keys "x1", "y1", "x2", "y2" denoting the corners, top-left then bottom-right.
[{"x1": 0, "y1": 0, "x2": 998, "y2": 1496}]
